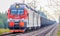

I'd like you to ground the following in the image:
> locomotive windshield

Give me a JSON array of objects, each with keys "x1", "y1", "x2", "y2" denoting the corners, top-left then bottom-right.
[
  {"x1": 11, "y1": 10, "x2": 24, "y2": 15},
  {"x1": 11, "y1": 10, "x2": 17, "y2": 15},
  {"x1": 18, "y1": 10, "x2": 24, "y2": 15}
]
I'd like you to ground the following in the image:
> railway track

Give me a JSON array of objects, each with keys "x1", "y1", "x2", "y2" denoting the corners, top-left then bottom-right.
[{"x1": 0, "y1": 23, "x2": 57, "y2": 36}]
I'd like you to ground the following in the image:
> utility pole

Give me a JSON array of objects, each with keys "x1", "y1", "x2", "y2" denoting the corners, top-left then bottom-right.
[
  {"x1": 33, "y1": 0, "x2": 36, "y2": 10},
  {"x1": 33, "y1": 0, "x2": 36, "y2": 28},
  {"x1": 59, "y1": 16, "x2": 60, "y2": 24}
]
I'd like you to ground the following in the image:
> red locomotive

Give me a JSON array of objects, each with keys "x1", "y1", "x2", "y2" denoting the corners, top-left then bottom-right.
[
  {"x1": 7, "y1": 3, "x2": 41, "y2": 33},
  {"x1": 7, "y1": 3, "x2": 28, "y2": 32}
]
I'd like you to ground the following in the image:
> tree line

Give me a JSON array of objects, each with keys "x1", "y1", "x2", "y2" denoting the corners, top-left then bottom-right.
[{"x1": 0, "y1": 12, "x2": 8, "y2": 28}]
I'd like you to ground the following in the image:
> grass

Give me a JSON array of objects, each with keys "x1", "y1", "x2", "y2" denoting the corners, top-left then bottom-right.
[
  {"x1": 58, "y1": 30, "x2": 60, "y2": 36},
  {"x1": 57, "y1": 25, "x2": 60, "y2": 36},
  {"x1": 0, "y1": 28, "x2": 10, "y2": 35}
]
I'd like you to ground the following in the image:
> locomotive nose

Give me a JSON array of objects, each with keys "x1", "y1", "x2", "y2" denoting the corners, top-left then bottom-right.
[{"x1": 14, "y1": 15, "x2": 20, "y2": 19}]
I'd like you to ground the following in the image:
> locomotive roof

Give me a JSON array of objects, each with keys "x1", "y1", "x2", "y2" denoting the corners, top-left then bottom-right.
[
  {"x1": 10, "y1": 3, "x2": 47, "y2": 18},
  {"x1": 10, "y1": 3, "x2": 39, "y2": 13}
]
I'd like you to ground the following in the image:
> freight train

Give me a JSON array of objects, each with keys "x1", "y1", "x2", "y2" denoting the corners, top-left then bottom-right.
[{"x1": 7, "y1": 3, "x2": 55, "y2": 32}]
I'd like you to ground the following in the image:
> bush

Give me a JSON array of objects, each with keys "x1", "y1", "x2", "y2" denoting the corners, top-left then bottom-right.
[{"x1": 0, "y1": 29, "x2": 10, "y2": 35}]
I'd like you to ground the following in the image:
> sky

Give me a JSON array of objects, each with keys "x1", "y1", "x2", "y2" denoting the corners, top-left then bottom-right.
[
  {"x1": 0, "y1": 0, "x2": 57, "y2": 14},
  {"x1": 0, "y1": 0, "x2": 23, "y2": 12},
  {"x1": 0, "y1": 0, "x2": 35, "y2": 12}
]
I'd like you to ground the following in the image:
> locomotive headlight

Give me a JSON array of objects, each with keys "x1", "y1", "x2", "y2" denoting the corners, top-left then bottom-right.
[{"x1": 16, "y1": 5, "x2": 19, "y2": 8}]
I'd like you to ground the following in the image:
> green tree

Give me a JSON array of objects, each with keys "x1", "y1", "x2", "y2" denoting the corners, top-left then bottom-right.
[{"x1": 0, "y1": 12, "x2": 8, "y2": 28}]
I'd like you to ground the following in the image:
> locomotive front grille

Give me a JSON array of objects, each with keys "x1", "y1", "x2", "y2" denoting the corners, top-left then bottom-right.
[
  {"x1": 14, "y1": 22, "x2": 19, "y2": 27},
  {"x1": 14, "y1": 22, "x2": 25, "y2": 29}
]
